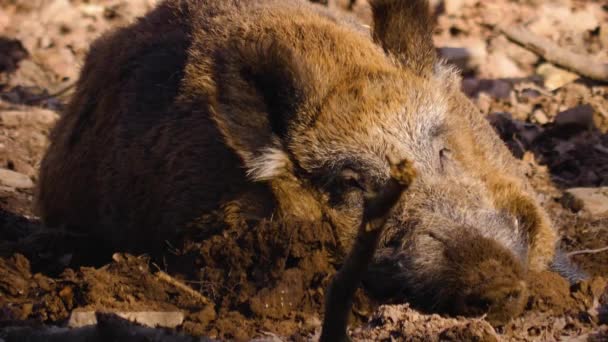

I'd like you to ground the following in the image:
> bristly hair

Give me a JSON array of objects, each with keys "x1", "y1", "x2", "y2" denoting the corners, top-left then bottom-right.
[
  {"x1": 369, "y1": 0, "x2": 437, "y2": 76},
  {"x1": 246, "y1": 147, "x2": 291, "y2": 181}
]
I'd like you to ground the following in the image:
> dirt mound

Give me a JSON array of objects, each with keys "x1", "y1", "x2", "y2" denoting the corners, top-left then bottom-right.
[
  {"x1": 1, "y1": 214, "x2": 607, "y2": 340},
  {"x1": 0, "y1": 0, "x2": 608, "y2": 340},
  {"x1": 173, "y1": 217, "x2": 341, "y2": 339},
  {"x1": 0, "y1": 215, "x2": 343, "y2": 340}
]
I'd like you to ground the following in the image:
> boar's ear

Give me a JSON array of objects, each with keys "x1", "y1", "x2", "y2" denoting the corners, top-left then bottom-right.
[
  {"x1": 211, "y1": 38, "x2": 318, "y2": 181},
  {"x1": 370, "y1": 0, "x2": 437, "y2": 76}
]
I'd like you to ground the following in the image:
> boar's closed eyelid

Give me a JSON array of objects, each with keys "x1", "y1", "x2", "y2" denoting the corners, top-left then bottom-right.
[
  {"x1": 430, "y1": 123, "x2": 448, "y2": 138},
  {"x1": 340, "y1": 168, "x2": 360, "y2": 181}
]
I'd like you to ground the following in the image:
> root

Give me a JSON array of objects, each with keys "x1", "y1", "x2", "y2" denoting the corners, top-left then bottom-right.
[
  {"x1": 320, "y1": 157, "x2": 416, "y2": 342},
  {"x1": 499, "y1": 25, "x2": 608, "y2": 82},
  {"x1": 155, "y1": 271, "x2": 211, "y2": 305},
  {"x1": 567, "y1": 246, "x2": 608, "y2": 257}
]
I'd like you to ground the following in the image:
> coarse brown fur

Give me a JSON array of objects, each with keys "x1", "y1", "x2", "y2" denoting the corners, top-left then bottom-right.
[{"x1": 37, "y1": 0, "x2": 561, "y2": 322}]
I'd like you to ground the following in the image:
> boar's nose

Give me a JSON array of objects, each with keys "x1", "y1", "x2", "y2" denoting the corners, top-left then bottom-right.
[{"x1": 464, "y1": 280, "x2": 527, "y2": 324}]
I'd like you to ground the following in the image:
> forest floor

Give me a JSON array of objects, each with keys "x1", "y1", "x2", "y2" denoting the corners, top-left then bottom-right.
[{"x1": 0, "y1": 0, "x2": 607, "y2": 340}]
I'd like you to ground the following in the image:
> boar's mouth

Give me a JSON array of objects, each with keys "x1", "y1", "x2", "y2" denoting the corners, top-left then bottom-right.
[{"x1": 361, "y1": 224, "x2": 529, "y2": 322}]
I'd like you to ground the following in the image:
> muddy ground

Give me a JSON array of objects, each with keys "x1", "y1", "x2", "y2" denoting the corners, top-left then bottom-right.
[{"x1": 0, "y1": 0, "x2": 607, "y2": 341}]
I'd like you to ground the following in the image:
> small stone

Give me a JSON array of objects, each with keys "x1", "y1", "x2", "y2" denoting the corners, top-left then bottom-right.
[
  {"x1": 445, "y1": 0, "x2": 465, "y2": 15},
  {"x1": 567, "y1": 8, "x2": 600, "y2": 33},
  {"x1": 80, "y1": 4, "x2": 105, "y2": 17},
  {"x1": 0, "y1": 168, "x2": 34, "y2": 189},
  {"x1": 486, "y1": 79, "x2": 512, "y2": 99},
  {"x1": 554, "y1": 105, "x2": 594, "y2": 130},
  {"x1": 537, "y1": 63, "x2": 579, "y2": 91},
  {"x1": 484, "y1": 52, "x2": 525, "y2": 79},
  {"x1": 531, "y1": 109, "x2": 549, "y2": 125},
  {"x1": 68, "y1": 310, "x2": 185, "y2": 329},
  {"x1": 564, "y1": 187, "x2": 608, "y2": 217},
  {"x1": 11, "y1": 159, "x2": 36, "y2": 179}
]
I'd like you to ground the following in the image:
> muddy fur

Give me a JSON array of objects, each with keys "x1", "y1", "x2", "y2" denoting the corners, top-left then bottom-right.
[{"x1": 37, "y1": 0, "x2": 565, "y2": 322}]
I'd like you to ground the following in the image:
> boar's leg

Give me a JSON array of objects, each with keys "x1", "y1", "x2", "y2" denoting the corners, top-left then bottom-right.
[{"x1": 320, "y1": 158, "x2": 416, "y2": 342}]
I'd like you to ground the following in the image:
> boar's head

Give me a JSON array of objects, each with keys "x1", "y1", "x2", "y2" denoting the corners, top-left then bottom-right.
[{"x1": 185, "y1": 0, "x2": 553, "y2": 322}]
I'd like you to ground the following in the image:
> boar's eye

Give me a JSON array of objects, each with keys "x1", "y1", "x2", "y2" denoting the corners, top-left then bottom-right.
[
  {"x1": 439, "y1": 147, "x2": 451, "y2": 171},
  {"x1": 339, "y1": 168, "x2": 366, "y2": 192}
]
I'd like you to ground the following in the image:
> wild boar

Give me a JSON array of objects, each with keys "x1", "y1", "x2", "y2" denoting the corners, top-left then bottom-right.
[{"x1": 37, "y1": 0, "x2": 574, "y2": 322}]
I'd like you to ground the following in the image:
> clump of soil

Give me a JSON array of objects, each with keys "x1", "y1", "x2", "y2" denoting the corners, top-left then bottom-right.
[
  {"x1": 0, "y1": 211, "x2": 348, "y2": 340},
  {"x1": 350, "y1": 304, "x2": 499, "y2": 341},
  {"x1": 0, "y1": 252, "x2": 211, "y2": 327},
  {"x1": 1, "y1": 212, "x2": 607, "y2": 340},
  {"x1": 172, "y1": 217, "x2": 342, "y2": 339},
  {"x1": 1, "y1": 0, "x2": 608, "y2": 340}
]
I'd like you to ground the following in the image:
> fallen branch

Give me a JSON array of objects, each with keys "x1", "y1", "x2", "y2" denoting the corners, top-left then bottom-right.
[
  {"x1": 567, "y1": 246, "x2": 608, "y2": 257},
  {"x1": 320, "y1": 157, "x2": 417, "y2": 342},
  {"x1": 499, "y1": 25, "x2": 608, "y2": 82},
  {"x1": 155, "y1": 271, "x2": 211, "y2": 305}
]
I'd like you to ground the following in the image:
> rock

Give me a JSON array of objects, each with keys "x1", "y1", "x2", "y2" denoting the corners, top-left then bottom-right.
[
  {"x1": 0, "y1": 168, "x2": 33, "y2": 189},
  {"x1": 68, "y1": 310, "x2": 185, "y2": 329},
  {"x1": 484, "y1": 79, "x2": 512, "y2": 99},
  {"x1": 10, "y1": 159, "x2": 36, "y2": 179},
  {"x1": 537, "y1": 63, "x2": 579, "y2": 91},
  {"x1": 554, "y1": 105, "x2": 594, "y2": 130},
  {"x1": 531, "y1": 109, "x2": 549, "y2": 125},
  {"x1": 445, "y1": 0, "x2": 465, "y2": 15},
  {"x1": 490, "y1": 36, "x2": 539, "y2": 72},
  {"x1": 564, "y1": 187, "x2": 608, "y2": 217},
  {"x1": 566, "y1": 8, "x2": 600, "y2": 33},
  {"x1": 483, "y1": 52, "x2": 526, "y2": 79}
]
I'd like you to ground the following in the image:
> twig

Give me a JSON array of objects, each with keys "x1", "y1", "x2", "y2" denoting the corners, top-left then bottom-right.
[
  {"x1": 499, "y1": 25, "x2": 608, "y2": 82},
  {"x1": 567, "y1": 246, "x2": 608, "y2": 257},
  {"x1": 320, "y1": 157, "x2": 416, "y2": 342},
  {"x1": 155, "y1": 271, "x2": 211, "y2": 305}
]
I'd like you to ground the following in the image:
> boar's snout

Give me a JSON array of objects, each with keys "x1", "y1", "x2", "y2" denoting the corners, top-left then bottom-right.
[
  {"x1": 363, "y1": 206, "x2": 528, "y2": 323},
  {"x1": 454, "y1": 254, "x2": 528, "y2": 324}
]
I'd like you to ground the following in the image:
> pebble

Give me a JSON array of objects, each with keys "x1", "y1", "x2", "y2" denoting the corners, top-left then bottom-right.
[
  {"x1": 537, "y1": 63, "x2": 579, "y2": 91},
  {"x1": 531, "y1": 109, "x2": 549, "y2": 125},
  {"x1": 564, "y1": 187, "x2": 608, "y2": 217},
  {"x1": 554, "y1": 105, "x2": 594, "y2": 130},
  {"x1": 68, "y1": 310, "x2": 185, "y2": 329},
  {"x1": 0, "y1": 168, "x2": 34, "y2": 189}
]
